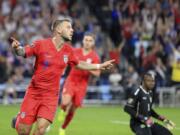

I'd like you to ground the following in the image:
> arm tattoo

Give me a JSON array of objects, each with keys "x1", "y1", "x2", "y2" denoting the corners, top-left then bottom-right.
[{"x1": 14, "y1": 46, "x2": 25, "y2": 57}]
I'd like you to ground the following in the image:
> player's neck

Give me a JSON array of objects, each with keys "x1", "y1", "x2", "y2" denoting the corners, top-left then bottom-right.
[
  {"x1": 83, "y1": 48, "x2": 92, "y2": 55},
  {"x1": 52, "y1": 36, "x2": 65, "y2": 51},
  {"x1": 141, "y1": 85, "x2": 150, "y2": 92}
]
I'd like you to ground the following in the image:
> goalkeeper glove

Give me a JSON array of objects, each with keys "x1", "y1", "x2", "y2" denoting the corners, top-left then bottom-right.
[{"x1": 163, "y1": 119, "x2": 175, "y2": 130}]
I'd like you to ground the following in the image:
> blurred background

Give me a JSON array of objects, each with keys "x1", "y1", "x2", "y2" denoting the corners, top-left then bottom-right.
[
  {"x1": 1, "y1": 0, "x2": 180, "y2": 135},
  {"x1": 0, "y1": 0, "x2": 180, "y2": 107}
]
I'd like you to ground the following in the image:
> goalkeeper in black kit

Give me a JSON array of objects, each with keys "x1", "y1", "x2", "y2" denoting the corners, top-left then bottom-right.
[{"x1": 124, "y1": 72, "x2": 175, "y2": 135}]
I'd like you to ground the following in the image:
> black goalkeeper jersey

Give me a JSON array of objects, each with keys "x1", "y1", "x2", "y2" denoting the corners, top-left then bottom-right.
[{"x1": 124, "y1": 86, "x2": 160, "y2": 125}]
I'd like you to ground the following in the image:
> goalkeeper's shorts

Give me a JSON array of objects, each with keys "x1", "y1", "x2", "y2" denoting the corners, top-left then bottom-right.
[
  {"x1": 151, "y1": 123, "x2": 173, "y2": 135},
  {"x1": 131, "y1": 122, "x2": 173, "y2": 135}
]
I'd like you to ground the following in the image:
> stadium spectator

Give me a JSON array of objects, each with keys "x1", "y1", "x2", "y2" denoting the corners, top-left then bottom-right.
[
  {"x1": 3, "y1": 77, "x2": 17, "y2": 105},
  {"x1": 0, "y1": 55, "x2": 8, "y2": 83},
  {"x1": 109, "y1": 66, "x2": 122, "y2": 86},
  {"x1": 124, "y1": 65, "x2": 139, "y2": 99},
  {"x1": 171, "y1": 58, "x2": 180, "y2": 85},
  {"x1": 170, "y1": 45, "x2": 180, "y2": 86},
  {"x1": 155, "y1": 58, "x2": 167, "y2": 87},
  {"x1": 109, "y1": 66, "x2": 123, "y2": 99}
]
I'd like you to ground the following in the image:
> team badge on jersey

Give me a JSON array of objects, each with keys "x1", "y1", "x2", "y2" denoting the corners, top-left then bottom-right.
[
  {"x1": 63, "y1": 55, "x2": 68, "y2": 63},
  {"x1": 20, "y1": 112, "x2": 26, "y2": 119},
  {"x1": 43, "y1": 60, "x2": 49, "y2": 69},
  {"x1": 127, "y1": 98, "x2": 134, "y2": 104},
  {"x1": 86, "y1": 58, "x2": 92, "y2": 64}
]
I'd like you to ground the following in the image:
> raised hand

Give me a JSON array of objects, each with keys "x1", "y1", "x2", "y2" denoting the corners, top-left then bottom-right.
[
  {"x1": 10, "y1": 37, "x2": 25, "y2": 56},
  {"x1": 100, "y1": 59, "x2": 115, "y2": 70},
  {"x1": 10, "y1": 37, "x2": 20, "y2": 49}
]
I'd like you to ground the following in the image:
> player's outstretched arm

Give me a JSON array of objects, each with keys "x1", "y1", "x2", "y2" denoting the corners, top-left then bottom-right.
[
  {"x1": 151, "y1": 109, "x2": 175, "y2": 130},
  {"x1": 151, "y1": 109, "x2": 162, "y2": 119},
  {"x1": 76, "y1": 59, "x2": 115, "y2": 71},
  {"x1": 89, "y1": 70, "x2": 101, "y2": 77},
  {"x1": 124, "y1": 105, "x2": 154, "y2": 126},
  {"x1": 10, "y1": 37, "x2": 25, "y2": 57},
  {"x1": 78, "y1": 61, "x2": 101, "y2": 77}
]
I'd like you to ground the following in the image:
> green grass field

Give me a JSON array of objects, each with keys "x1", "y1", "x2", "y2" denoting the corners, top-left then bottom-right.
[{"x1": 0, "y1": 105, "x2": 179, "y2": 135}]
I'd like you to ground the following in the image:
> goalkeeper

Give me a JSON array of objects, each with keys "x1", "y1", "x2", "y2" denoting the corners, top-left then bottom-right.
[{"x1": 124, "y1": 72, "x2": 175, "y2": 135}]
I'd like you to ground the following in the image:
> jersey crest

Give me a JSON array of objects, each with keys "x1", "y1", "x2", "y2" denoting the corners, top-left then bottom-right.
[
  {"x1": 63, "y1": 55, "x2": 68, "y2": 63},
  {"x1": 127, "y1": 98, "x2": 134, "y2": 104},
  {"x1": 20, "y1": 112, "x2": 26, "y2": 119}
]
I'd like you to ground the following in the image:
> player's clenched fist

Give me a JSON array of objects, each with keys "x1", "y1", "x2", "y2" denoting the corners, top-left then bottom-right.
[
  {"x1": 10, "y1": 37, "x2": 25, "y2": 56},
  {"x1": 10, "y1": 37, "x2": 20, "y2": 49}
]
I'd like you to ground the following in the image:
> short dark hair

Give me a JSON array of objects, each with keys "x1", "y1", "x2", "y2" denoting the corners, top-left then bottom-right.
[
  {"x1": 142, "y1": 72, "x2": 155, "y2": 81},
  {"x1": 83, "y1": 32, "x2": 96, "y2": 40},
  {"x1": 51, "y1": 18, "x2": 72, "y2": 31}
]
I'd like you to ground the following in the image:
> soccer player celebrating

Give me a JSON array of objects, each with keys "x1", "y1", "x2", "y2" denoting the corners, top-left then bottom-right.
[
  {"x1": 57, "y1": 32, "x2": 100, "y2": 135},
  {"x1": 124, "y1": 72, "x2": 175, "y2": 135},
  {"x1": 11, "y1": 18, "x2": 114, "y2": 135}
]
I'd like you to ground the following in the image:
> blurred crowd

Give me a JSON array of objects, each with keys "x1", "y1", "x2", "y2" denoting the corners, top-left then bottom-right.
[{"x1": 0, "y1": 0, "x2": 180, "y2": 103}]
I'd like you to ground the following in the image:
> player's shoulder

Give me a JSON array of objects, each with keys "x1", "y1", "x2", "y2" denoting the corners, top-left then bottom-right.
[
  {"x1": 63, "y1": 42, "x2": 74, "y2": 51},
  {"x1": 90, "y1": 50, "x2": 98, "y2": 57},
  {"x1": 131, "y1": 87, "x2": 141, "y2": 97},
  {"x1": 35, "y1": 38, "x2": 50, "y2": 42},
  {"x1": 32, "y1": 38, "x2": 50, "y2": 45},
  {"x1": 91, "y1": 50, "x2": 100, "y2": 60},
  {"x1": 91, "y1": 50, "x2": 98, "y2": 55}
]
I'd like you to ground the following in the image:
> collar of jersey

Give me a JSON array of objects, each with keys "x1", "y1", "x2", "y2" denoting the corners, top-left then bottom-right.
[{"x1": 140, "y1": 86, "x2": 150, "y2": 94}]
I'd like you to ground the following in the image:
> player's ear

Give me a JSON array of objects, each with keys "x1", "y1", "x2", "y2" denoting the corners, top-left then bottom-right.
[
  {"x1": 56, "y1": 23, "x2": 63, "y2": 34},
  {"x1": 56, "y1": 27, "x2": 62, "y2": 34},
  {"x1": 92, "y1": 40, "x2": 95, "y2": 46},
  {"x1": 82, "y1": 38, "x2": 85, "y2": 44}
]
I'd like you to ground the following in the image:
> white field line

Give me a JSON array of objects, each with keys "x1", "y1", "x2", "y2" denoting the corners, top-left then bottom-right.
[
  {"x1": 110, "y1": 120, "x2": 180, "y2": 130},
  {"x1": 111, "y1": 120, "x2": 129, "y2": 125}
]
